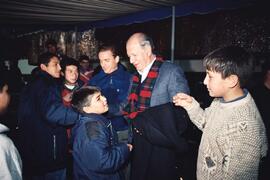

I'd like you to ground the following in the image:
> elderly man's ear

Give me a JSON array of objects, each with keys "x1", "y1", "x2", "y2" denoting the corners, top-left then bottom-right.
[
  {"x1": 145, "y1": 45, "x2": 152, "y2": 57},
  {"x1": 115, "y1": 55, "x2": 120, "y2": 63}
]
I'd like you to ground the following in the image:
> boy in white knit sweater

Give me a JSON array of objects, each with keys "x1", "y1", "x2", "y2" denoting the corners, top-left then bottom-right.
[{"x1": 173, "y1": 46, "x2": 268, "y2": 180}]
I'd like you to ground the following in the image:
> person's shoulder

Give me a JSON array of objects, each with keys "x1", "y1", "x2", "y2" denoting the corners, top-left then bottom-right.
[
  {"x1": 89, "y1": 70, "x2": 105, "y2": 83},
  {"x1": 161, "y1": 61, "x2": 174, "y2": 66},
  {"x1": 160, "y1": 61, "x2": 182, "y2": 71},
  {"x1": 115, "y1": 66, "x2": 132, "y2": 80},
  {"x1": 224, "y1": 93, "x2": 259, "y2": 118},
  {"x1": 82, "y1": 115, "x2": 109, "y2": 139},
  {"x1": 81, "y1": 114, "x2": 108, "y2": 126},
  {"x1": 84, "y1": 121, "x2": 101, "y2": 139},
  {"x1": 36, "y1": 71, "x2": 57, "y2": 86},
  {"x1": 0, "y1": 132, "x2": 14, "y2": 151},
  {"x1": 158, "y1": 61, "x2": 185, "y2": 79},
  {"x1": 21, "y1": 75, "x2": 45, "y2": 94}
]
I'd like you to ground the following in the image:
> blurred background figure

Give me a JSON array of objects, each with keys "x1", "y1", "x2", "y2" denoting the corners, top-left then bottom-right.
[
  {"x1": 0, "y1": 59, "x2": 24, "y2": 139},
  {"x1": 0, "y1": 72, "x2": 22, "y2": 180},
  {"x1": 45, "y1": 39, "x2": 67, "y2": 61},
  {"x1": 250, "y1": 60, "x2": 270, "y2": 180},
  {"x1": 78, "y1": 55, "x2": 94, "y2": 85},
  {"x1": 2, "y1": 59, "x2": 24, "y2": 93},
  {"x1": 46, "y1": 39, "x2": 58, "y2": 54}
]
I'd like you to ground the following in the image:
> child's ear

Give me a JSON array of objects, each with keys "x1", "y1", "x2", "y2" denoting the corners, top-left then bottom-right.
[
  {"x1": 227, "y1": 74, "x2": 239, "y2": 88},
  {"x1": 40, "y1": 64, "x2": 47, "y2": 71},
  {"x1": 83, "y1": 106, "x2": 90, "y2": 113}
]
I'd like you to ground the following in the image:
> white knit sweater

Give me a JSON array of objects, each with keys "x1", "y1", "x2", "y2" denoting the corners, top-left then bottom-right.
[
  {"x1": 0, "y1": 123, "x2": 22, "y2": 180},
  {"x1": 185, "y1": 92, "x2": 268, "y2": 180}
]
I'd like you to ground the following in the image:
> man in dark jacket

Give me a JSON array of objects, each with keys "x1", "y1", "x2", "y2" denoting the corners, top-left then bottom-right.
[{"x1": 17, "y1": 52, "x2": 78, "y2": 180}]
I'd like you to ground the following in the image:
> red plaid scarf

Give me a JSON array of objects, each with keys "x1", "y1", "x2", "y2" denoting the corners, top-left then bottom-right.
[{"x1": 123, "y1": 59, "x2": 163, "y2": 120}]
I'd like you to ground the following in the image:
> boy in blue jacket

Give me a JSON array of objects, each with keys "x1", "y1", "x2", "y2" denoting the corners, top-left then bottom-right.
[{"x1": 71, "y1": 86, "x2": 132, "y2": 180}]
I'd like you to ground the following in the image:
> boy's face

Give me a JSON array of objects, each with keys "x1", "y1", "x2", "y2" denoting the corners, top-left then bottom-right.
[
  {"x1": 0, "y1": 85, "x2": 10, "y2": 115},
  {"x1": 41, "y1": 56, "x2": 61, "y2": 78},
  {"x1": 203, "y1": 70, "x2": 229, "y2": 98},
  {"x1": 98, "y1": 50, "x2": 119, "y2": 74},
  {"x1": 64, "y1": 65, "x2": 79, "y2": 85},
  {"x1": 84, "y1": 92, "x2": 108, "y2": 114}
]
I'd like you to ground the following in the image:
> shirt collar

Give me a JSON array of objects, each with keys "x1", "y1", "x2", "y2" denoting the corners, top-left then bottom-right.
[
  {"x1": 221, "y1": 88, "x2": 248, "y2": 103},
  {"x1": 138, "y1": 58, "x2": 156, "y2": 83},
  {"x1": 64, "y1": 83, "x2": 77, "y2": 90}
]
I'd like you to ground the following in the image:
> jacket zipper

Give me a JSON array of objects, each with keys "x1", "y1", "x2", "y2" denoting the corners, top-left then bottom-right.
[{"x1": 53, "y1": 135, "x2": 56, "y2": 160}]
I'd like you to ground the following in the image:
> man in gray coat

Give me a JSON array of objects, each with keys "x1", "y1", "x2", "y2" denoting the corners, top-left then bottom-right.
[{"x1": 124, "y1": 32, "x2": 190, "y2": 180}]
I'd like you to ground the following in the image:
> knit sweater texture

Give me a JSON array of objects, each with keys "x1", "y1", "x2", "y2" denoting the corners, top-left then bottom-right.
[{"x1": 185, "y1": 92, "x2": 268, "y2": 180}]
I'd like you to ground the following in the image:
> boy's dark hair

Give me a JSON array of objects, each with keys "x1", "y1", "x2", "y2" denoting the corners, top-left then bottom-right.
[
  {"x1": 46, "y1": 39, "x2": 57, "y2": 48},
  {"x1": 38, "y1": 52, "x2": 58, "y2": 66},
  {"x1": 60, "y1": 57, "x2": 80, "y2": 72},
  {"x1": 98, "y1": 44, "x2": 118, "y2": 57},
  {"x1": 71, "y1": 86, "x2": 100, "y2": 113},
  {"x1": 78, "y1": 55, "x2": 90, "y2": 62},
  {"x1": 203, "y1": 46, "x2": 253, "y2": 87}
]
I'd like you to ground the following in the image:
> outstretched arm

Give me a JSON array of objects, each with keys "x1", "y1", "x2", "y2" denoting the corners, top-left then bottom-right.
[
  {"x1": 40, "y1": 85, "x2": 78, "y2": 126},
  {"x1": 173, "y1": 93, "x2": 208, "y2": 131}
]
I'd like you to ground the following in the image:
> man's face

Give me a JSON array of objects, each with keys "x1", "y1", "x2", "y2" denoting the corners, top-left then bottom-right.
[
  {"x1": 0, "y1": 85, "x2": 10, "y2": 114},
  {"x1": 42, "y1": 56, "x2": 61, "y2": 78},
  {"x1": 98, "y1": 50, "x2": 119, "y2": 74},
  {"x1": 126, "y1": 39, "x2": 150, "y2": 72},
  {"x1": 64, "y1": 65, "x2": 79, "y2": 85}
]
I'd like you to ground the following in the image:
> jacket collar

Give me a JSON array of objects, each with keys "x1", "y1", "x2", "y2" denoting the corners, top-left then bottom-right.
[{"x1": 80, "y1": 113, "x2": 110, "y2": 125}]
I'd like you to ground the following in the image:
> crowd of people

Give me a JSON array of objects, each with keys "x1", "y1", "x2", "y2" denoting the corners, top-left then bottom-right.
[{"x1": 0, "y1": 32, "x2": 269, "y2": 180}]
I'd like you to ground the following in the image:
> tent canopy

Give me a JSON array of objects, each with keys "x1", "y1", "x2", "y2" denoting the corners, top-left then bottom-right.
[
  {"x1": 0, "y1": 0, "x2": 189, "y2": 25},
  {"x1": 0, "y1": 0, "x2": 255, "y2": 30}
]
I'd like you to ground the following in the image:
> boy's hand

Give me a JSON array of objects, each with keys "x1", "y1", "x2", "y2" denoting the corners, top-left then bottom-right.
[
  {"x1": 127, "y1": 144, "x2": 133, "y2": 151},
  {"x1": 173, "y1": 93, "x2": 193, "y2": 108}
]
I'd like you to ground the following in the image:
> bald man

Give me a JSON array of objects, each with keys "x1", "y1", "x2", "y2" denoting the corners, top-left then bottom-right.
[{"x1": 124, "y1": 32, "x2": 190, "y2": 180}]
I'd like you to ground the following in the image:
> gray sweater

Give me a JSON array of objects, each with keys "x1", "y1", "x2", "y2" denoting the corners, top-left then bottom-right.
[{"x1": 185, "y1": 92, "x2": 268, "y2": 180}]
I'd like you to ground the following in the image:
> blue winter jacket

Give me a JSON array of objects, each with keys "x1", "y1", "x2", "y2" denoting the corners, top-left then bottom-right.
[
  {"x1": 72, "y1": 113, "x2": 130, "y2": 180},
  {"x1": 17, "y1": 71, "x2": 78, "y2": 174},
  {"x1": 89, "y1": 64, "x2": 131, "y2": 131}
]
